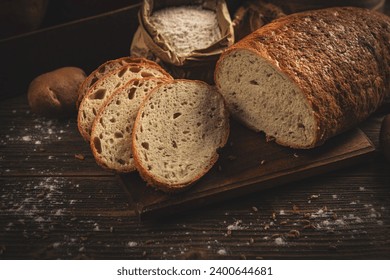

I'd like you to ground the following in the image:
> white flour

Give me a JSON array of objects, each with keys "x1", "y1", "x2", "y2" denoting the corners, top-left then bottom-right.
[
  {"x1": 274, "y1": 237, "x2": 286, "y2": 246},
  {"x1": 217, "y1": 248, "x2": 227, "y2": 256},
  {"x1": 226, "y1": 220, "x2": 246, "y2": 231},
  {"x1": 150, "y1": 6, "x2": 221, "y2": 57},
  {"x1": 127, "y1": 241, "x2": 138, "y2": 247}
]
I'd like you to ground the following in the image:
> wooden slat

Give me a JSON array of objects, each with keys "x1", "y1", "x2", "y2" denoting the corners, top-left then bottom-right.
[
  {"x1": 0, "y1": 96, "x2": 110, "y2": 177},
  {"x1": 1, "y1": 175, "x2": 389, "y2": 259},
  {"x1": 119, "y1": 121, "x2": 375, "y2": 219},
  {"x1": 1, "y1": 95, "x2": 390, "y2": 260}
]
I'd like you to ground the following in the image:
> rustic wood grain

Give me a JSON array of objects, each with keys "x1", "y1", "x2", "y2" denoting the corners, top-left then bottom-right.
[
  {"x1": 119, "y1": 121, "x2": 374, "y2": 219},
  {"x1": 1, "y1": 4, "x2": 390, "y2": 260},
  {"x1": 1, "y1": 94, "x2": 389, "y2": 260}
]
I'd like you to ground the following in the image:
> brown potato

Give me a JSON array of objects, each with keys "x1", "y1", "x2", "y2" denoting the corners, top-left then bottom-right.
[
  {"x1": 27, "y1": 67, "x2": 86, "y2": 118},
  {"x1": 380, "y1": 114, "x2": 390, "y2": 162}
]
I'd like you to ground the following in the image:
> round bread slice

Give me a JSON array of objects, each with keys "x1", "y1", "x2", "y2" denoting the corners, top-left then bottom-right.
[
  {"x1": 90, "y1": 77, "x2": 169, "y2": 173},
  {"x1": 77, "y1": 63, "x2": 172, "y2": 141},
  {"x1": 132, "y1": 79, "x2": 230, "y2": 192},
  {"x1": 77, "y1": 56, "x2": 162, "y2": 108}
]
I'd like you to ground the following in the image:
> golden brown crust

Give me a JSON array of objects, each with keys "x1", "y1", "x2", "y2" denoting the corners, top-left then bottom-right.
[
  {"x1": 77, "y1": 62, "x2": 173, "y2": 142},
  {"x1": 216, "y1": 7, "x2": 390, "y2": 148},
  {"x1": 76, "y1": 56, "x2": 164, "y2": 108},
  {"x1": 89, "y1": 77, "x2": 172, "y2": 173},
  {"x1": 132, "y1": 79, "x2": 230, "y2": 193}
]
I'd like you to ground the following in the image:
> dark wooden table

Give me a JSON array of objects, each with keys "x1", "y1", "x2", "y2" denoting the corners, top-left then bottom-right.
[{"x1": 1, "y1": 3, "x2": 390, "y2": 260}]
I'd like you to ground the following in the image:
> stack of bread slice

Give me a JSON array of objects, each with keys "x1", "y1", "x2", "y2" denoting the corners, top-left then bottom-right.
[
  {"x1": 77, "y1": 57, "x2": 229, "y2": 192},
  {"x1": 76, "y1": 57, "x2": 162, "y2": 108}
]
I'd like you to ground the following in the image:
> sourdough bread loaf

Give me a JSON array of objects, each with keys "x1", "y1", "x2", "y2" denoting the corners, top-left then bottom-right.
[
  {"x1": 77, "y1": 63, "x2": 172, "y2": 141},
  {"x1": 77, "y1": 57, "x2": 161, "y2": 108},
  {"x1": 215, "y1": 7, "x2": 390, "y2": 149},
  {"x1": 90, "y1": 78, "x2": 169, "y2": 172},
  {"x1": 132, "y1": 79, "x2": 229, "y2": 192}
]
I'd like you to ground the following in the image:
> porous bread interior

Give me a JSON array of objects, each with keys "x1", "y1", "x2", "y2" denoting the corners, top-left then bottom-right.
[
  {"x1": 78, "y1": 65, "x2": 169, "y2": 140},
  {"x1": 78, "y1": 58, "x2": 161, "y2": 108},
  {"x1": 149, "y1": 6, "x2": 222, "y2": 57},
  {"x1": 216, "y1": 49, "x2": 316, "y2": 148},
  {"x1": 91, "y1": 78, "x2": 164, "y2": 172},
  {"x1": 133, "y1": 81, "x2": 228, "y2": 186},
  {"x1": 77, "y1": 60, "x2": 133, "y2": 108}
]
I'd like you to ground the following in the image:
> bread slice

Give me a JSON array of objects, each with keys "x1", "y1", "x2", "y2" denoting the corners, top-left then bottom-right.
[
  {"x1": 149, "y1": 6, "x2": 222, "y2": 57},
  {"x1": 215, "y1": 7, "x2": 390, "y2": 149},
  {"x1": 90, "y1": 77, "x2": 169, "y2": 172},
  {"x1": 132, "y1": 79, "x2": 229, "y2": 192},
  {"x1": 77, "y1": 63, "x2": 172, "y2": 141},
  {"x1": 77, "y1": 56, "x2": 162, "y2": 108}
]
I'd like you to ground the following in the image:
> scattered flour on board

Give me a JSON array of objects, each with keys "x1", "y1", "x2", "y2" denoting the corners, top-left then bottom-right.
[
  {"x1": 274, "y1": 237, "x2": 286, "y2": 246},
  {"x1": 0, "y1": 116, "x2": 94, "y2": 253},
  {"x1": 128, "y1": 241, "x2": 138, "y2": 247},
  {"x1": 1, "y1": 117, "x2": 72, "y2": 174},
  {"x1": 0, "y1": 176, "x2": 83, "y2": 253},
  {"x1": 1, "y1": 177, "x2": 68, "y2": 225},
  {"x1": 217, "y1": 248, "x2": 227, "y2": 256},
  {"x1": 226, "y1": 220, "x2": 246, "y2": 231},
  {"x1": 3, "y1": 118, "x2": 70, "y2": 145},
  {"x1": 2, "y1": 111, "x2": 387, "y2": 257}
]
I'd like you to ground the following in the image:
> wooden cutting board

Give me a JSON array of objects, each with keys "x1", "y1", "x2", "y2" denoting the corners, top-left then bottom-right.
[{"x1": 118, "y1": 120, "x2": 375, "y2": 219}]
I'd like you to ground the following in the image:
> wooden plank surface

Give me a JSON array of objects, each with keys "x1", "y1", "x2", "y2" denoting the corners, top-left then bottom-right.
[
  {"x1": 1, "y1": 94, "x2": 389, "y2": 260},
  {"x1": 119, "y1": 121, "x2": 374, "y2": 219}
]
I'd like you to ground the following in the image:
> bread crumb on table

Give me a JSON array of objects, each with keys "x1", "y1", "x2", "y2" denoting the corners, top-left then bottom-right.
[
  {"x1": 74, "y1": 154, "x2": 85, "y2": 160},
  {"x1": 226, "y1": 220, "x2": 246, "y2": 231},
  {"x1": 274, "y1": 237, "x2": 286, "y2": 246},
  {"x1": 217, "y1": 248, "x2": 227, "y2": 256},
  {"x1": 127, "y1": 241, "x2": 138, "y2": 247}
]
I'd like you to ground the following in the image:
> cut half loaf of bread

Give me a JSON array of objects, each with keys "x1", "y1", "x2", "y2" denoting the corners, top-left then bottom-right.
[
  {"x1": 215, "y1": 7, "x2": 390, "y2": 149},
  {"x1": 132, "y1": 79, "x2": 229, "y2": 192},
  {"x1": 216, "y1": 49, "x2": 317, "y2": 148},
  {"x1": 77, "y1": 56, "x2": 162, "y2": 108},
  {"x1": 78, "y1": 63, "x2": 172, "y2": 141},
  {"x1": 90, "y1": 77, "x2": 169, "y2": 172}
]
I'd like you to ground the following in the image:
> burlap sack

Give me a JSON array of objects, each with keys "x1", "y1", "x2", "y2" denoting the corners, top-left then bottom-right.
[{"x1": 130, "y1": 0, "x2": 234, "y2": 84}]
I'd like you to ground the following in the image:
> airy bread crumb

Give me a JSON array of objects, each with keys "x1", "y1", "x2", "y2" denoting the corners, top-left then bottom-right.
[{"x1": 132, "y1": 79, "x2": 229, "y2": 192}]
